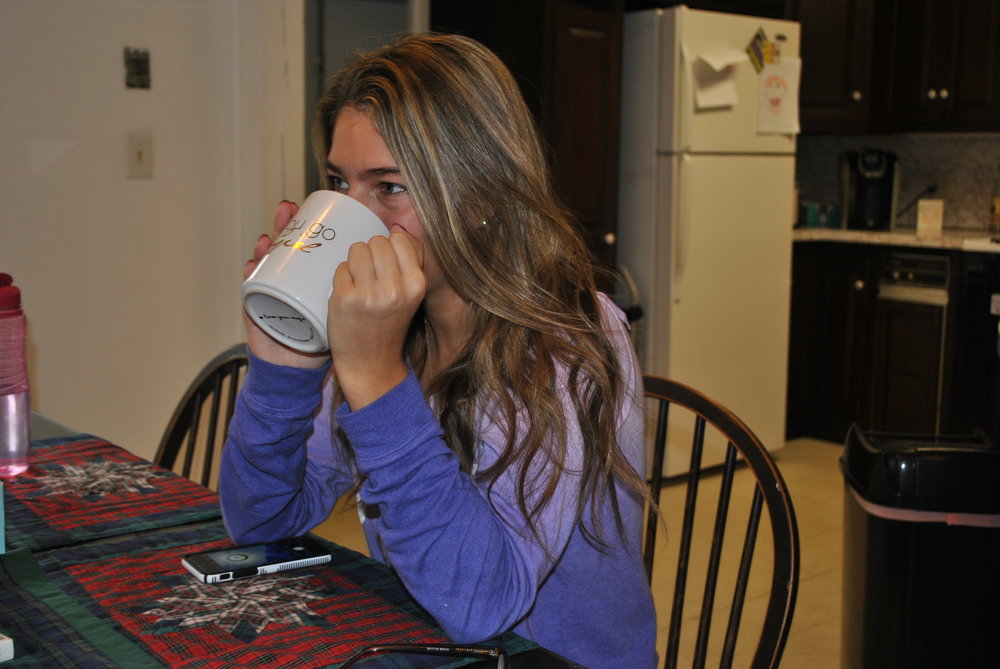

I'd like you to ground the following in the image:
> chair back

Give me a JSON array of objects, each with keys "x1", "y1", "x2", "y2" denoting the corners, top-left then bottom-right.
[
  {"x1": 155, "y1": 344, "x2": 248, "y2": 489},
  {"x1": 642, "y1": 375, "x2": 799, "y2": 669}
]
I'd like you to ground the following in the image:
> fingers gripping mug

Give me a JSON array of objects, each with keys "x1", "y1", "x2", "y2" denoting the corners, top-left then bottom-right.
[{"x1": 242, "y1": 191, "x2": 387, "y2": 353}]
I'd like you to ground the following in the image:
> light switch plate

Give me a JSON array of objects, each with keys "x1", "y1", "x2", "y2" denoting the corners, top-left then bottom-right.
[{"x1": 128, "y1": 132, "x2": 153, "y2": 179}]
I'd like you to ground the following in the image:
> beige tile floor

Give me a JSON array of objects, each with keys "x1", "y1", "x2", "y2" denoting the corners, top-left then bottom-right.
[
  {"x1": 770, "y1": 438, "x2": 844, "y2": 669},
  {"x1": 313, "y1": 436, "x2": 845, "y2": 668}
]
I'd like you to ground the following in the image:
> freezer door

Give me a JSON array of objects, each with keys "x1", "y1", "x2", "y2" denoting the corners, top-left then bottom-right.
[
  {"x1": 652, "y1": 7, "x2": 800, "y2": 154},
  {"x1": 638, "y1": 154, "x2": 793, "y2": 472}
]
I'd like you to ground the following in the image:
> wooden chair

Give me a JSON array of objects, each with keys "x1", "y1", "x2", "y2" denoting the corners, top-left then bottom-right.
[
  {"x1": 155, "y1": 344, "x2": 248, "y2": 489},
  {"x1": 642, "y1": 375, "x2": 799, "y2": 669}
]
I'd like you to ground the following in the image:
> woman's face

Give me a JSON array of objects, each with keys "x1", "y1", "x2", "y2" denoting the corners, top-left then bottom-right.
[{"x1": 325, "y1": 107, "x2": 446, "y2": 293}]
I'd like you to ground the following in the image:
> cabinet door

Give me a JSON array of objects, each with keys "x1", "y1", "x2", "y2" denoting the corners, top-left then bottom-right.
[
  {"x1": 797, "y1": 0, "x2": 875, "y2": 132},
  {"x1": 786, "y1": 243, "x2": 828, "y2": 438},
  {"x1": 786, "y1": 243, "x2": 879, "y2": 443},
  {"x1": 887, "y1": 0, "x2": 1000, "y2": 131},
  {"x1": 821, "y1": 245, "x2": 879, "y2": 441},
  {"x1": 630, "y1": 0, "x2": 791, "y2": 18},
  {"x1": 946, "y1": 252, "x2": 1000, "y2": 440},
  {"x1": 949, "y1": 0, "x2": 1000, "y2": 128}
]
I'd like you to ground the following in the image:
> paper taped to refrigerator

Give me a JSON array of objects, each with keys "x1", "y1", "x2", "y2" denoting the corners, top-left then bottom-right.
[
  {"x1": 691, "y1": 48, "x2": 747, "y2": 110},
  {"x1": 756, "y1": 59, "x2": 800, "y2": 134}
]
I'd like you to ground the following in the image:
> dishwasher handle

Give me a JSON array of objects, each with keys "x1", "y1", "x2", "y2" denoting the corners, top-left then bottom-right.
[{"x1": 877, "y1": 282, "x2": 948, "y2": 307}]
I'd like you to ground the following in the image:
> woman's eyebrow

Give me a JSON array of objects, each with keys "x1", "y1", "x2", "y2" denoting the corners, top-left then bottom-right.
[{"x1": 325, "y1": 162, "x2": 402, "y2": 180}]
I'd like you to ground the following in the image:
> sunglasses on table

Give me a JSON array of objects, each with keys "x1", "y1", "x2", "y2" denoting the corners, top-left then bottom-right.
[{"x1": 340, "y1": 643, "x2": 508, "y2": 668}]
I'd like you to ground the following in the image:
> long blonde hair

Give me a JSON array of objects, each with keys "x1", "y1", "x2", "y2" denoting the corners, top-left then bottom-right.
[{"x1": 315, "y1": 33, "x2": 648, "y2": 546}]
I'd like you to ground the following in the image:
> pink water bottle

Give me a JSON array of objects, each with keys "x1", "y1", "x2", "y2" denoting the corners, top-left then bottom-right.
[{"x1": 0, "y1": 273, "x2": 30, "y2": 477}]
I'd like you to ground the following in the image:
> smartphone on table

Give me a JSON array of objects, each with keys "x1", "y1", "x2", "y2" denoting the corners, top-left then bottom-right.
[{"x1": 182, "y1": 536, "x2": 332, "y2": 584}]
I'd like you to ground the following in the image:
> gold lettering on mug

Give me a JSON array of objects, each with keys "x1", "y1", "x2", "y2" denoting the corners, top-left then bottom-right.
[{"x1": 266, "y1": 216, "x2": 339, "y2": 254}]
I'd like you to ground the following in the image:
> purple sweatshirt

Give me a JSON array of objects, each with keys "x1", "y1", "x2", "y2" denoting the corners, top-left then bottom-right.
[{"x1": 219, "y1": 294, "x2": 657, "y2": 668}]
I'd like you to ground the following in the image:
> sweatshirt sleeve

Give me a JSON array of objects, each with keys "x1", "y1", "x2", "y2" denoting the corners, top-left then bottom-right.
[
  {"x1": 336, "y1": 372, "x2": 589, "y2": 642},
  {"x1": 219, "y1": 350, "x2": 355, "y2": 544}
]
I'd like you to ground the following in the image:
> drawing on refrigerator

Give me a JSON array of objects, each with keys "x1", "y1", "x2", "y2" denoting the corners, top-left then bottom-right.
[{"x1": 617, "y1": 6, "x2": 801, "y2": 475}]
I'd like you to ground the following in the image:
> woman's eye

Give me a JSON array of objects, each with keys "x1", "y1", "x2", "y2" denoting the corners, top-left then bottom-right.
[
  {"x1": 379, "y1": 182, "x2": 408, "y2": 196},
  {"x1": 328, "y1": 175, "x2": 348, "y2": 191}
]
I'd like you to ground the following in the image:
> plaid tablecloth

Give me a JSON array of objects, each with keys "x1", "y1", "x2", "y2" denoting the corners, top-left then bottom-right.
[
  {"x1": 3, "y1": 435, "x2": 222, "y2": 551},
  {"x1": 2, "y1": 483, "x2": 536, "y2": 667}
]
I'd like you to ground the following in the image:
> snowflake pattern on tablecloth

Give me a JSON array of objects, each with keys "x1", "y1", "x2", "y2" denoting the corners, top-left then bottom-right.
[
  {"x1": 141, "y1": 577, "x2": 328, "y2": 642},
  {"x1": 35, "y1": 461, "x2": 163, "y2": 498}
]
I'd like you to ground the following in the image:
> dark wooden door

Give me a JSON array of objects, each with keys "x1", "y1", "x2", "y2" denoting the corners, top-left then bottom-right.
[
  {"x1": 431, "y1": 0, "x2": 625, "y2": 285},
  {"x1": 547, "y1": 1, "x2": 622, "y2": 272}
]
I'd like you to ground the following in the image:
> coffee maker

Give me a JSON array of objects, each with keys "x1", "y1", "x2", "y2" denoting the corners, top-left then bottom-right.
[{"x1": 840, "y1": 149, "x2": 900, "y2": 230}]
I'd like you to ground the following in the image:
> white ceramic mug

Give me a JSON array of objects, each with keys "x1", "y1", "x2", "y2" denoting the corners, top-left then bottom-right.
[{"x1": 242, "y1": 190, "x2": 387, "y2": 352}]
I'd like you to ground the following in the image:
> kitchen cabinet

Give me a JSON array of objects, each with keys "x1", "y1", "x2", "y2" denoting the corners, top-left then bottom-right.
[
  {"x1": 796, "y1": 0, "x2": 1000, "y2": 133},
  {"x1": 431, "y1": 0, "x2": 625, "y2": 281},
  {"x1": 789, "y1": 242, "x2": 1000, "y2": 444},
  {"x1": 948, "y1": 252, "x2": 1000, "y2": 442},
  {"x1": 624, "y1": 1, "x2": 793, "y2": 18},
  {"x1": 787, "y1": 242, "x2": 880, "y2": 442},
  {"x1": 796, "y1": 0, "x2": 877, "y2": 133},
  {"x1": 882, "y1": 0, "x2": 1000, "y2": 132}
]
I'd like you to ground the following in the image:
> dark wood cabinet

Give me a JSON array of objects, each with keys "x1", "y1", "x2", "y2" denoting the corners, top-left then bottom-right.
[
  {"x1": 796, "y1": 0, "x2": 1000, "y2": 133},
  {"x1": 788, "y1": 242, "x2": 1000, "y2": 443},
  {"x1": 796, "y1": 0, "x2": 876, "y2": 133},
  {"x1": 881, "y1": 0, "x2": 1000, "y2": 131},
  {"x1": 787, "y1": 242, "x2": 879, "y2": 442},
  {"x1": 431, "y1": 0, "x2": 624, "y2": 279},
  {"x1": 786, "y1": 244, "x2": 823, "y2": 438},
  {"x1": 625, "y1": 0, "x2": 793, "y2": 18},
  {"x1": 946, "y1": 252, "x2": 1000, "y2": 442}
]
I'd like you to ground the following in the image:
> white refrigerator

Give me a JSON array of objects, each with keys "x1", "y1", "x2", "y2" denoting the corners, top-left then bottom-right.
[{"x1": 617, "y1": 7, "x2": 800, "y2": 474}]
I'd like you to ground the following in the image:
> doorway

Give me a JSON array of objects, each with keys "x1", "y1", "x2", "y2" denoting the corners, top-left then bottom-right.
[{"x1": 304, "y1": 0, "x2": 428, "y2": 192}]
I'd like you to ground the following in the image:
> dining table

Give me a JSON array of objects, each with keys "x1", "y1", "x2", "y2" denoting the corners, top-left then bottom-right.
[{"x1": 0, "y1": 416, "x2": 587, "y2": 668}]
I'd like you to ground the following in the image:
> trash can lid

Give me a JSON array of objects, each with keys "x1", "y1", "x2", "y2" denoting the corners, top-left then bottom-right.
[{"x1": 841, "y1": 424, "x2": 1000, "y2": 514}]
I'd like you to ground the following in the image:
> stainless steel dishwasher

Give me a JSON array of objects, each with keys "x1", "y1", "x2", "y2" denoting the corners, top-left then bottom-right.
[{"x1": 872, "y1": 251, "x2": 950, "y2": 434}]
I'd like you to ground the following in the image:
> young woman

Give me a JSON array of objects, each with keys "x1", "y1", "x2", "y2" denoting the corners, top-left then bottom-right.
[{"x1": 219, "y1": 33, "x2": 656, "y2": 669}]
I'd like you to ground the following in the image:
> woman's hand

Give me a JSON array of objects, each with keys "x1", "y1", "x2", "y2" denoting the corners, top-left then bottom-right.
[
  {"x1": 328, "y1": 230, "x2": 426, "y2": 410},
  {"x1": 242, "y1": 201, "x2": 330, "y2": 369}
]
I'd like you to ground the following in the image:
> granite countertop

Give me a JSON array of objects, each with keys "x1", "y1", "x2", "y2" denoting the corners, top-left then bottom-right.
[{"x1": 793, "y1": 227, "x2": 1000, "y2": 253}]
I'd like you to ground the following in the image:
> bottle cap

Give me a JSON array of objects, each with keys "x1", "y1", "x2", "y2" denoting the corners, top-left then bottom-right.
[{"x1": 0, "y1": 273, "x2": 22, "y2": 310}]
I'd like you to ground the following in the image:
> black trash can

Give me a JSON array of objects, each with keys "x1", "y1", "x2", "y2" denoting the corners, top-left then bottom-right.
[{"x1": 841, "y1": 424, "x2": 1000, "y2": 669}]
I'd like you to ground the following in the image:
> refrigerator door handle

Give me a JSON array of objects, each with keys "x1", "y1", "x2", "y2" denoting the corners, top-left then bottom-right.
[{"x1": 673, "y1": 153, "x2": 690, "y2": 300}]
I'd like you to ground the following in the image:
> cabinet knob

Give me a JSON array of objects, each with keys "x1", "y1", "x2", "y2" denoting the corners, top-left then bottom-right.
[
  {"x1": 603, "y1": 232, "x2": 616, "y2": 246},
  {"x1": 927, "y1": 89, "x2": 938, "y2": 100},
  {"x1": 939, "y1": 88, "x2": 950, "y2": 100},
  {"x1": 852, "y1": 90, "x2": 863, "y2": 102},
  {"x1": 854, "y1": 279, "x2": 865, "y2": 291}
]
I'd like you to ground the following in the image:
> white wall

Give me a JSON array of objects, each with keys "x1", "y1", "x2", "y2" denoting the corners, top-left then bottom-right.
[{"x1": 0, "y1": 0, "x2": 305, "y2": 460}]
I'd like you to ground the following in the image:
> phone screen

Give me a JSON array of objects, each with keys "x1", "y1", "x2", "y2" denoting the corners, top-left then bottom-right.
[
  {"x1": 182, "y1": 536, "x2": 331, "y2": 583},
  {"x1": 197, "y1": 542, "x2": 302, "y2": 571}
]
